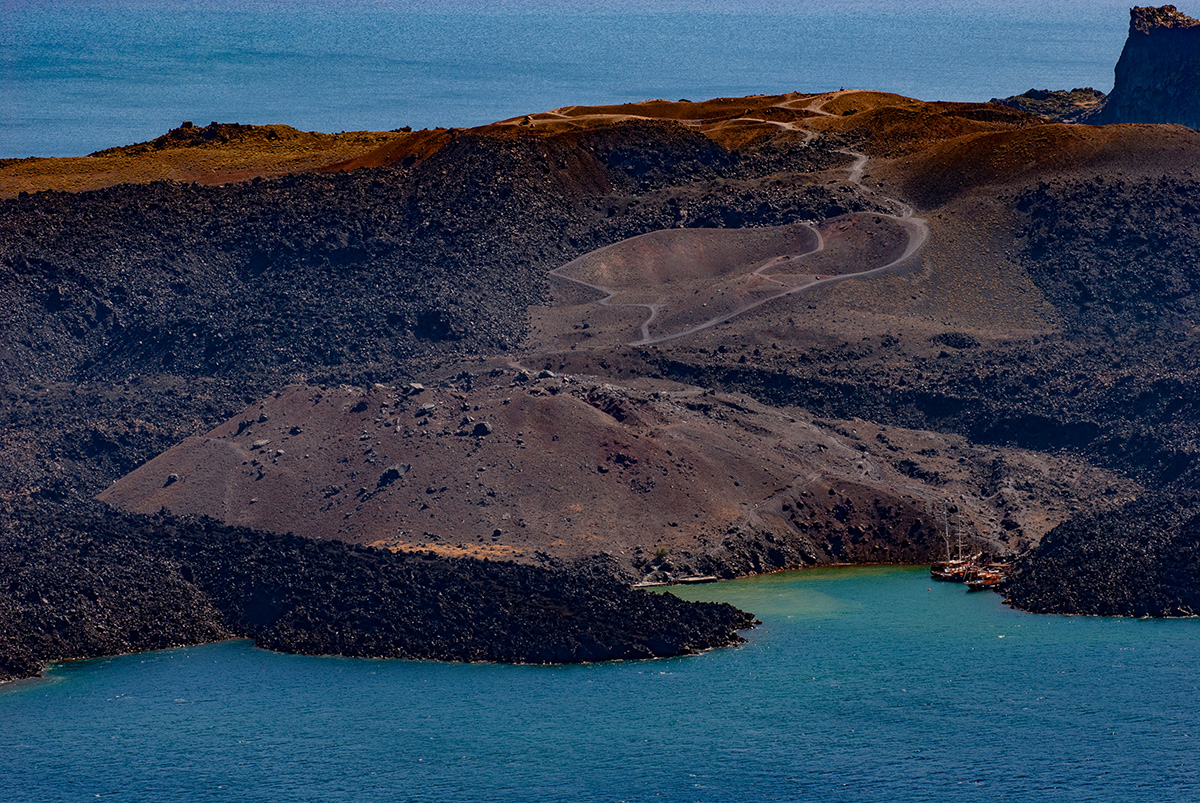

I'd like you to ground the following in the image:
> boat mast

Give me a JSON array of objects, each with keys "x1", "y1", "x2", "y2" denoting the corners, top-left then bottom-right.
[
  {"x1": 941, "y1": 503, "x2": 952, "y2": 563},
  {"x1": 956, "y1": 512, "x2": 964, "y2": 561}
]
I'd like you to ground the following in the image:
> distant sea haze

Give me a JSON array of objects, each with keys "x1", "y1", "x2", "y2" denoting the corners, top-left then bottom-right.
[{"x1": 0, "y1": 0, "x2": 1153, "y2": 157}]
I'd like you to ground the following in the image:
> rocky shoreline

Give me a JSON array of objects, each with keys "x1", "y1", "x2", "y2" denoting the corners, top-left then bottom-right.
[
  {"x1": 1002, "y1": 494, "x2": 1200, "y2": 617},
  {"x1": 0, "y1": 499, "x2": 755, "y2": 683}
]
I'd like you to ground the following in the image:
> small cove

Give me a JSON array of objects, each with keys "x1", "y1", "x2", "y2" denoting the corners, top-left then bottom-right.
[{"x1": 3, "y1": 565, "x2": 1197, "y2": 802}]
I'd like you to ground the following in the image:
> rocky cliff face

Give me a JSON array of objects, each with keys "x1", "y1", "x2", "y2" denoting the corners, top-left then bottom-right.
[{"x1": 1095, "y1": 5, "x2": 1200, "y2": 127}]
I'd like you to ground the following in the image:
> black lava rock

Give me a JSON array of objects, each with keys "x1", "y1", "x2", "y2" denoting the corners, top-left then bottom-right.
[
  {"x1": 0, "y1": 500, "x2": 754, "y2": 682},
  {"x1": 1004, "y1": 494, "x2": 1200, "y2": 617}
]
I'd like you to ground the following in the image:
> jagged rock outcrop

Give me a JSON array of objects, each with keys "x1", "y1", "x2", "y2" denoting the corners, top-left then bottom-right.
[
  {"x1": 989, "y1": 88, "x2": 1107, "y2": 123},
  {"x1": 1094, "y1": 5, "x2": 1200, "y2": 128}
]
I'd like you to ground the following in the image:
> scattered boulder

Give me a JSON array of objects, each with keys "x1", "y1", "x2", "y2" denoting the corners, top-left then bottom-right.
[{"x1": 377, "y1": 463, "x2": 410, "y2": 487}]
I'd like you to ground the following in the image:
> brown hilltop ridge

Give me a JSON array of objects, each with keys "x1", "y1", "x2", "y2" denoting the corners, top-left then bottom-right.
[
  {"x1": 0, "y1": 123, "x2": 408, "y2": 198},
  {"x1": 1094, "y1": 5, "x2": 1200, "y2": 128},
  {"x1": 0, "y1": 90, "x2": 1040, "y2": 198}
]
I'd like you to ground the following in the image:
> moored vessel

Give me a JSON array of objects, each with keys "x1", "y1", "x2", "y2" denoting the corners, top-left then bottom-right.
[
  {"x1": 965, "y1": 563, "x2": 1011, "y2": 592},
  {"x1": 930, "y1": 503, "x2": 978, "y2": 582},
  {"x1": 931, "y1": 558, "x2": 976, "y2": 582}
]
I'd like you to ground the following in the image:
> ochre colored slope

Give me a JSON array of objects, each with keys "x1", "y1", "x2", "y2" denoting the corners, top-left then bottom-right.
[
  {"x1": 825, "y1": 104, "x2": 1038, "y2": 158},
  {"x1": 3, "y1": 90, "x2": 1048, "y2": 198},
  {"x1": 0, "y1": 123, "x2": 406, "y2": 198},
  {"x1": 896, "y1": 123, "x2": 1200, "y2": 207},
  {"x1": 318, "y1": 128, "x2": 454, "y2": 172},
  {"x1": 11, "y1": 89, "x2": 1191, "y2": 206}
]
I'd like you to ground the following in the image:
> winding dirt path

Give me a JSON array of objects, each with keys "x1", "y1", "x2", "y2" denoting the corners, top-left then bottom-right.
[
  {"x1": 546, "y1": 265, "x2": 669, "y2": 344},
  {"x1": 549, "y1": 92, "x2": 929, "y2": 347},
  {"x1": 629, "y1": 230, "x2": 825, "y2": 346}
]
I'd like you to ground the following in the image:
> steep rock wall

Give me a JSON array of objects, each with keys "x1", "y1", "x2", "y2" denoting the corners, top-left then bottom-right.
[{"x1": 1095, "y1": 5, "x2": 1200, "y2": 127}]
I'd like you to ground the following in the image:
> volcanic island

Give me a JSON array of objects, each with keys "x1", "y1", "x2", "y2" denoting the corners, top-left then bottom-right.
[{"x1": 3, "y1": 6, "x2": 1200, "y2": 682}]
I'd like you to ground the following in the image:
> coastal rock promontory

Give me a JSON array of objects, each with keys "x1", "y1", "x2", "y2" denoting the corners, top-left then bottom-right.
[
  {"x1": 0, "y1": 501, "x2": 756, "y2": 682},
  {"x1": 1094, "y1": 5, "x2": 1200, "y2": 127}
]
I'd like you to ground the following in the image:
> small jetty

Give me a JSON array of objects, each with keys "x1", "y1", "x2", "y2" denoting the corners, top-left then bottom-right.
[{"x1": 634, "y1": 575, "x2": 719, "y2": 588}]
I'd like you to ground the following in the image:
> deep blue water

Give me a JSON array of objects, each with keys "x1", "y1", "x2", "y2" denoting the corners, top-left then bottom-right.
[
  {"x1": 0, "y1": 0, "x2": 1159, "y2": 157},
  {"x1": 3, "y1": 566, "x2": 1198, "y2": 802}
]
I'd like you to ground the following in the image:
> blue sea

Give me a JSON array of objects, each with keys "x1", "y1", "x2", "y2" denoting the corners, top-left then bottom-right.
[
  {"x1": 3, "y1": 567, "x2": 1198, "y2": 802},
  {"x1": 0, "y1": 0, "x2": 1159, "y2": 158}
]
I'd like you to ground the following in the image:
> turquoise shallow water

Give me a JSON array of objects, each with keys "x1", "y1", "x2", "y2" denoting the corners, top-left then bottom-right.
[
  {"x1": 3, "y1": 566, "x2": 1198, "y2": 802},
  {"x1": 1, "y1": 0, "x2": 1149, "y2": 157}
]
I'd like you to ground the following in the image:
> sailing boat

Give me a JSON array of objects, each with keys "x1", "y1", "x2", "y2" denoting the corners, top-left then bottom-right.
[{"x1": 930, "y1": 504, "x2": 976, "y2": 582}]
